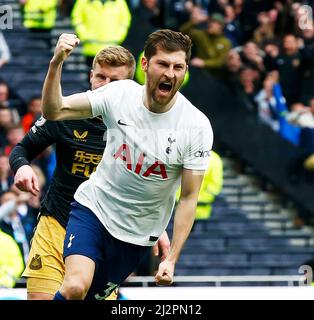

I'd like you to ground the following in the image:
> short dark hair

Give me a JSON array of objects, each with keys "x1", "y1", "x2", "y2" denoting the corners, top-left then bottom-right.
[{"x1": 144, "y1": 29, "x2": 192, "y2": 64}]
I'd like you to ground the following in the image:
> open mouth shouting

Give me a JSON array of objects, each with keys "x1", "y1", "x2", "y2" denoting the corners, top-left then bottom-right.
[{"x1": 158, "y1": 81, "x2": 173, "y2": 95}]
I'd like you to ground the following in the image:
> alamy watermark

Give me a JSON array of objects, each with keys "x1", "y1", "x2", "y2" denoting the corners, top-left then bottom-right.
[
  {"x1": 298, "y1": 5, "x2": 313, "y2": 30},
  {"x1": 298, "y1": 265, "x2": 313, "y2": 286},
  {"x1": 0, "y1": 5, "x2": 13, "y2": 29}
]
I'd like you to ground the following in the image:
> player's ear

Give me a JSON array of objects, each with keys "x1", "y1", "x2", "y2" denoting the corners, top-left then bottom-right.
[
  {"x1": 89, "y1": 70, "x2": 94, "y2": 84},
  {"x1": 141, "y1": 56, "x2": 148, "y2": 72}
]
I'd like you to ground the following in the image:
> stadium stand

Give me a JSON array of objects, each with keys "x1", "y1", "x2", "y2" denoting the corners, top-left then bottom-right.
[
  {"x1": 1, "y1": 1, "x2": 314, "y2": 292},
  {"x1": 169, "y1": 153, "x2": 314, "y2": 282}
]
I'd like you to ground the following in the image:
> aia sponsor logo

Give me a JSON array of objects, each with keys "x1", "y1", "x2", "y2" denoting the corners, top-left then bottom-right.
[{"x1": 113, "y1": 143, "x2": 168, "y2": 179}]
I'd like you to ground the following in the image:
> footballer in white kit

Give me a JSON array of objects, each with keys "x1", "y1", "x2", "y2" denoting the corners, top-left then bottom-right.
[
  {"x1": 42, "y1": 29, "x2": 213, "y2": 300},
  {"x1": 75, "y1": 79, "x2": 213, "y2": 246}
]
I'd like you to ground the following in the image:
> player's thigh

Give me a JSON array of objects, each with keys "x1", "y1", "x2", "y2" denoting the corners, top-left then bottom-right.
[
  {"x1": 85, "y1": 229, "x2": 150, "y2": 300},
  {"x1": 62, "y1": 201, "x2": 104, "y2": 293},
  {"x1": 23, "y1": 215, "x2": 66, "y2": 297}
]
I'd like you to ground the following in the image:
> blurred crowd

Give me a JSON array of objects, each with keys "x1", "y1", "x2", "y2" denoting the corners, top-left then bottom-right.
[{"x1": 0, "y1": 0, "x2": 313, "y2": 287}]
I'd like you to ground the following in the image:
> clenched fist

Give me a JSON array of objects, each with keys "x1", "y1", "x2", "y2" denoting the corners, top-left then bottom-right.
[
  {"x1": 14, "y1": 165, "x2": 40, "y2": 196},
  {"x1": 52, "y1": 33, "x2": 80, "y2": 65},
  {"x1": 155, "y1": 259, "x2": 175, "y2": 286}
]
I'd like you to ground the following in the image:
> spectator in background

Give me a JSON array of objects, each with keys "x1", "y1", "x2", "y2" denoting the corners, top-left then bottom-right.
[
  {"x1": 300, "y1": 23, "x2": 314, "y2": 105},
  {"x1": 237, "y1": 41, "x2": 265, "y2": 73},
  {"x1": 0, "y1": 82, "x2": 10, "y2": 106},
  {"x1": 0, "y1": 154, "x2": 14, "y2": 196},
  {"x1": 286, "y1": 98, "x2": 314, "y2": 183},
  {"x1": 0, "y1": 31, "x2": 11, "y2": 69},
  {"x1": 20, "y1": 0, "x2": 58, "y2": 48},
  {"x1": 273, "y1": 0, "x2": 293, "y2": 37},
  {"x1": 263, "y1": 39, "x2": 280, "y2": 70},
  {"x1": 254, "y1": 71, "x2": 281, "y2": 131},
  {"x1": 137, "y1": 0, "x2": 165, "y2": 30},
  {"x1": 253, "y1": 11, "x2": 275, "y2": 46},
  {"x1": 231, "y1": 0, "x2": 257, "y2": 43},
  {"x1": 0, "y1": 191, "x2": 32, "y2": 266},
  {"x1": 71, "y1": 0, "x2": 132, "y2": 67},
  {"x1": 287, "y1": 99, "x2": 314, "y2": 129},
  {"x1": 0, "y1": 107, "x2": 15, "y2": 149},
  {"x1": 254, "y1": 69, "x2": 300, "y2": 146},
  {"x1": 221, "y1": 49, "x2": 243, "y2": 94},
  {"x1": 0, "y1": 81, "x2": 21, "y2": 122},
  {"x1": 265, "y1": 70, "x2": 301, "y2": 145},
  {"x1": 4, "y1": 125, "x2": 25, "y2": 157},
  {"x1": 164, "y1": 0, "x2": 194, "y2": 30},
  {"x1": 237, "y1": 65, "x2": 261, "y2": 112},
  {"x1": 180, "y1": 9, "x2": 231, "y2": 79},
  {"x1": 266, "y1": 34, "x2": 305, "y2": 108},
  {"x1": 0, "y1": 228, "x2": 24, "y2": 288},
  {"x1": 125, "y1": 0, "x2": 165, "y2": 57},
  {"x1": 223, "y1": 4, "x2": 242, "y2": 47},
  {"x1": 21, "y1": 96, "x2": 42, "y2": 133},
  {"x1": 289, "y1": 2, "x2": 307, "y2": 37}
]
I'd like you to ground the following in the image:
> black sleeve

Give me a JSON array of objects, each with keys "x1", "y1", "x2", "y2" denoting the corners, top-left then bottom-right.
[{"x1": 9, "y1": 118, "x2": 58, "y2": 173}]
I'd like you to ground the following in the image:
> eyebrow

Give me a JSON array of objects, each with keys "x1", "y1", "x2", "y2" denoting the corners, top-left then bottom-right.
[{"x1": 156, "y1": 60, "x2": 185, "y2": 67}]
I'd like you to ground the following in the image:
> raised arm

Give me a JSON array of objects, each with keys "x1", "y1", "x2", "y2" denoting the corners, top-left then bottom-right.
[
  {"x1": 42, "y1": 33, "x2": 92, "y2": 121},
  {"x1": 155, "y1": 168, "x2": 205, "y2": 285}
]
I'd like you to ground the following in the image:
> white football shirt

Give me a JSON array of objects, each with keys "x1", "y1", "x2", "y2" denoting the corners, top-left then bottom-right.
[{"x1": 74, "y1": 80, "x2": 213, "y2": 246}]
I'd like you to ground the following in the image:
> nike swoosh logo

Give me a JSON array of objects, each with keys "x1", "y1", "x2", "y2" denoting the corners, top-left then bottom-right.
[{"x1": 118, "y1": 120, "x2": 128, "y2": 126}]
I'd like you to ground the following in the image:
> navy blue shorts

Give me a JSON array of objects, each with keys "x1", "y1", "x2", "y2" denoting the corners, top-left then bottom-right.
[{"x1": 64, "y1": 201, "x2": 150, "y2": 300}]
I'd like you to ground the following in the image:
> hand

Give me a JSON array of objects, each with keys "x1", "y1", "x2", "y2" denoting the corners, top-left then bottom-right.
[
  {"x1": 185, "y1": 1, "x2": 194, "y2": 12},
  {"x1": 191, "y1": 57, "x2": 205, "y2": 68},
  {"x1": 266, "y1": 45, "x2": 279, "y2": 58},
  {"x1": 52, "y1": 33, "x2": 80, "y2": 65},
  {"x1": 191, "y1": 6, "x2": 208, "y2": 25},
  {"x1": 155, "y1": 259, "x2": 175, "y2": 286},
  {"x1": 14, "y1": 165, "x2": 40, "y2": 196},
  {"x1": 152, "y1": 231, "x2": 170, "y2": 261},
  {"x1": 16, "y1": 192, "x2": 30, "y2": 205}
]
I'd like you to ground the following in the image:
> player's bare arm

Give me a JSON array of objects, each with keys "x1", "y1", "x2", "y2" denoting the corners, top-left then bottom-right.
[
  {"x1": 42, "y1": 33, "x2": 92, "y2": 121},
  {"x1": 152, "y1": 231, "x2": 170, "y2": 261},
  {"x1": 155, "y1": 168, "x2": 205, "y2": 286}
]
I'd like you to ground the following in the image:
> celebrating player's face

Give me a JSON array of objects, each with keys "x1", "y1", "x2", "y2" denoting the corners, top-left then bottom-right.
[
  {"x1": 90, "y1": 63, "x2": 131, "y2": 90},
  {"x1": 143, "y1": 49, "x2": 187, "y2": 106}
]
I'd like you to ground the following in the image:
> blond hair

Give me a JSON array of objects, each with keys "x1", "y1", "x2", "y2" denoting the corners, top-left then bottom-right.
[{"x1": 92, "y1": 46, "x2": 136, "y2": 79}]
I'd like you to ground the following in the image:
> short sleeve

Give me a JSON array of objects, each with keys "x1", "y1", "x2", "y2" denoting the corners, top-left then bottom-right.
[
  {"x1": 86, "y1": 85, "x2": 110, "y2": 118},
  {"x1": 183, "y1": 118, "x2": 213, "y2": 171},
  {"x1": 85, "y1": 80, "x2": 130, "y2": 118}
]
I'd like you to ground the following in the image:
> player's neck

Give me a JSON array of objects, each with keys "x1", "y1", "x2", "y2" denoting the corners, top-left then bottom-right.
[{"x1": 143, "y1": 92, "x2": 177, "y2": 114}]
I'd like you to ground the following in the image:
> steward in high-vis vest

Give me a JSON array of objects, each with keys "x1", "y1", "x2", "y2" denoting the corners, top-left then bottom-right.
[
  {"x1": 0, "y1": 228, "x2": 24, "y2": 288},
  {"x1": 23, "y1": 0, "x2": 58, "y2": 31},
  {"x1": 71, "y1": 0, "x2": 131, "y2": 61},
  {"x1": 176, "y1": 150, "x2": 223, "y2": 220}
]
